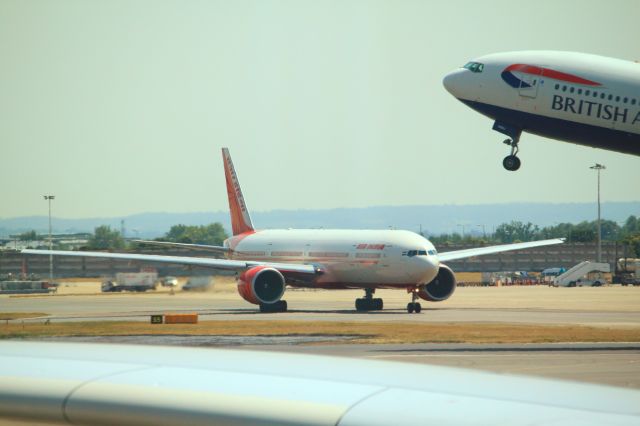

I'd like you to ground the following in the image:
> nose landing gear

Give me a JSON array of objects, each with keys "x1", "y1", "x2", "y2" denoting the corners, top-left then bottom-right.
[
  {"x1": 502, "y1": 138, "x2": 521, "y2": 171},
  {"x1": 492, "y1": 121, "x2": 522, "y2": 171},
  {"x1": 355, "y1": 288, "x2": 383, "y2": 311},
  {"x1": 407, "y1": 290, "x2": 422, "y2": 314}
]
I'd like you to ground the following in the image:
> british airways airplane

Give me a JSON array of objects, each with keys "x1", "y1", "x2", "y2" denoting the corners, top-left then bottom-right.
[{"x1": 443, "y1": 51, "x2": 640, "y2": 170}]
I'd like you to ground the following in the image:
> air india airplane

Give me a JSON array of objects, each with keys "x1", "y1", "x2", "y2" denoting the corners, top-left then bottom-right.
[
  {"x1": 443, "y1": 51, "x2": 640, "y2": 171},
  {"x1": 24, "y1": 149, "x2": 563, "y2": 313}
]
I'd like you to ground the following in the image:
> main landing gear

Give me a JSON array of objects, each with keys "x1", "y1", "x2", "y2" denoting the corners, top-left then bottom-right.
[
  {"x1": 407, "y1": 290, "x2": 422, "y2": 314},
  {"x1": 355, "y1": 288, "x2": 383, "y2": 311},
  {"x1": 259, "y1": 300, "x2": 287, "y2": 313},
  {"x1": 502, "y1": 138, "x2": 521, "y2": 171}
]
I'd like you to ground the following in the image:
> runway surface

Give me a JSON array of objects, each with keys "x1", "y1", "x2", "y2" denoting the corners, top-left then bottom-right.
[
  {"x1": 2, "y1": 283, "x2": 639, "y2": 389},
  {"x1": 3, "y1": 285, "x2": 639, "y2": 327}
]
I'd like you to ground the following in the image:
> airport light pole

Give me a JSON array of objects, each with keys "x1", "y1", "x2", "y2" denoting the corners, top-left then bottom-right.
[
  {"x1": 457, "y1": 224, "x2": 466, "y2": 239},
  {"x1": 477, "y1": 224, "x2": 486, "y2": 239},
  {"x1": 589, "y1": 164, "x2": 605, "y2": 263},
  {"x1": 44, "y1": 195, "x2": 55, "y2": 281}
]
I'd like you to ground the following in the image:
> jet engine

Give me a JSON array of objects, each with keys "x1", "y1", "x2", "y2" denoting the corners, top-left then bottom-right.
[
  {"x1": 417, "y1": 264, "x2": 456, "y2": 302},
  {"x1": 237, "y1": 266, "x2": 286, "y2": 305}
]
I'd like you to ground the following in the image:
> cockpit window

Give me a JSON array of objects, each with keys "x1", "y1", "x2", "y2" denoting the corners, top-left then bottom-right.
[
  {"x1": 405, "y1": 250, "x2": 428, "y2": 257},
  {"x1": 463, "y1": 62, "x2": 484, "y2": 73},
  {"x1": 427, "y1": 249, "x2": 437, "y2": 256}
]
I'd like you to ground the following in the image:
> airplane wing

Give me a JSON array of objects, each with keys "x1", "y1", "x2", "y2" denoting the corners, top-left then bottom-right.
[
  {"x1": 133, "y1": 240, "x2": 230, "y2": 256},
  {"x1": 438, "y1": 238, "x2": 564, "y2": 262},
  {"x1": 21, "y1": 249, "x2": 321, "y2": 275},
  {"x1": 1, "y1": 342, "x2": 639, "y2": 426}
]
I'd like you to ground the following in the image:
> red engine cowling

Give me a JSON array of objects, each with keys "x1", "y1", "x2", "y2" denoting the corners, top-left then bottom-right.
[
  {"x1": 417, "y1": 264, "x2": 456, "y2": 302},
  {"x1": 237, "y1": 266, "x2": 286, "y2": 305}
]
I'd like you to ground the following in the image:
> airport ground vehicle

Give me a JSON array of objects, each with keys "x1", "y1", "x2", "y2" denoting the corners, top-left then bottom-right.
[
  {"x1": 160, "y1": 276, "x2": 178, "y2": 287},
  {"x1": 553, "y1": 261, "x2": 609, "y2": 287},
  {"x1": 443, "y1": 51, "x2": 640, "y2": 170},
  {"x1": 182, "y1": 276, "x2": 214, "y2": 291},
  {"x1": 614, "y1": 258, "x2": 640, "y2": 286},
  {"x1": 101, "y1": 272, "x2": 158, "y2": 292},
  {"x1": 0, "y1": 280, "x2": 58, "y2": 294},
  {"x1": 24, "y1": 149, "x2": 563, "y2": 313},
  {"x1": 571, "y1": 278, "x2": 606, "y2": 287}
]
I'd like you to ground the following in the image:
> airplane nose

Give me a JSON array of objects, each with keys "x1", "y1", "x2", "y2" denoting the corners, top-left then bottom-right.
[
  {"x1": 442, "y1": 69, "x2": 465, "y2": 97},
  {"x1": 419, "y1": 256, "x2": 440, "y2": 283}
]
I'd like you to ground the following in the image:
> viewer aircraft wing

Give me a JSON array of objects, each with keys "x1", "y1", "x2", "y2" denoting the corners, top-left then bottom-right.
[
  {"x1": 437, "y1": 238, "x2": 564, "y2": 262},
  {"x1": 1, "y1": 342, "x2": 639, "y2": 426}
]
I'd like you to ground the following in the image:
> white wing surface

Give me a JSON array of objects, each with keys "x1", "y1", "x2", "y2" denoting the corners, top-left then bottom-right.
[
  {"x1": 0, "y1": 342, "x2": 638, "y2": 426},
  {"x1": 438, "y1": 238, "x2": 564, "y2": 262},
  {"x1": 21, "y1": 249, "x2": 320, "y2": 275},
  {"x1": 133, "y1": 240, "x2": 230, "y2": 255}
]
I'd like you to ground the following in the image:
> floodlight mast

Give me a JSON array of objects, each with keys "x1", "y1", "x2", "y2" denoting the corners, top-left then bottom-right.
[
  {"x1": 44, "y1": 195, "x2": 55, "y2": 281},
  {"x1": 589, "y1": 164, "x2": 605, "y2": 263}
]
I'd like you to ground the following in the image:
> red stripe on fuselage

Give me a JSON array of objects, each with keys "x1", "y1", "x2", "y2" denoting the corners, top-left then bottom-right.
[{"x1": 505, "y1": 64, "x2": 601, "y2": 86}]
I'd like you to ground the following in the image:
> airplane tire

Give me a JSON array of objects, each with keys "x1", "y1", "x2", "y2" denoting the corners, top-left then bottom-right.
[
  {"x1": 260, "y1": 300, "x2": 287, "y2": 313},
  {"x1": 374, "y1": 298, "x2": 383, "y2": 310},
  {"x1": 503, "y1": 155, "x2": 521, "y2": 171},
  {"x1": 414, "y1": 303, "x2": 422, "y2": 313},
  {"x1": 407, "y1": 303, "x2": 414, "y2": 313},
  {"x1": 355, "y1": 298, "x2": 365, "y2": 311}
]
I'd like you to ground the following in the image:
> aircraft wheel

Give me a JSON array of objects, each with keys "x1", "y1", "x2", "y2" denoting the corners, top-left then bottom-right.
[
  {"x1": 374, "y1": 298, "x2": 383, "y2": 310},
  {"x1": 407, "y1": 303, "x2": 414, "y2": 313},
  {"x1": 414, "y1": 303, "x2": 422, "y2": 313},
  {"x1": 259, "y1": 300, "x2": 287, "y2": 313},
  {"x1": 355, "y1": 298, "x2": 365, "y2": 311},
  {"x1": 502, "y1": 155, "x2": 521, "y2": 171}
]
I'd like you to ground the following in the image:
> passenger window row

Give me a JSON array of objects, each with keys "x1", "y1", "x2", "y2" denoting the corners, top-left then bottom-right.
[{"x1": 554, "y1": 83, "x2": 638, "y2": 106}]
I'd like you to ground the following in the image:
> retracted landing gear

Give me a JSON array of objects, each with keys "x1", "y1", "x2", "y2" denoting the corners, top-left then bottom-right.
[
  {"x1": 355, "y1": 288, "x2": 383, "y2": 311},
  {"x1": 502, "y1": 138, "x2": 521, "y2": 171},
  {"x1": 407, "y1": 290, "x2": 422, "y2": 314},
  {"x1": 259, "y1": 300, "x2": 287, "y2": 313}
]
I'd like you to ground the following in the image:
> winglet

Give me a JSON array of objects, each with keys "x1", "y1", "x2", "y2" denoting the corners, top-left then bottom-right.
[{"x1": 222, "y1": 148, "x2": 255, "y2": 236}]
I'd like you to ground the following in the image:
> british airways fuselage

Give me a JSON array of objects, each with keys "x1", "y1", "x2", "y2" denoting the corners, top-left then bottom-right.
[{"x1": 443, "y1": 51, "x2": 640, "y2": 170}]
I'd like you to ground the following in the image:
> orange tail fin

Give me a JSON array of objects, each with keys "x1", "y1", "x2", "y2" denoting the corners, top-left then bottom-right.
[{"x1": 222, "y1": 148, "x2": 255, "y2": 236}]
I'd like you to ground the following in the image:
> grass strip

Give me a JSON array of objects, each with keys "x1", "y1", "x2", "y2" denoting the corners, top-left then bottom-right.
[
  {"x1": 0, "y1": 313, "x2": 48, "y2": 320},
  {"x1": 1, "y1": 320, "x2": 639, "y2": 344}
]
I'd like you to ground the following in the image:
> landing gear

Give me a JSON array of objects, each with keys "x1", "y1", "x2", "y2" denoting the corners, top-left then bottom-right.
[
  {"x1": 355, "y1": 288, "x2": 383, "y2": 311},
  {"x1": 502, "y1": 138, "x2": 521, "y2": 171},
  {"x1": 259, "y1": 300, "x2": 287, "y2": 313},
  {"x1": 407, "y1": 290, "x2": 422, "y2": 314},
  {"x1": 407, "y1": 302, "x2": 422, "y2": 313}
]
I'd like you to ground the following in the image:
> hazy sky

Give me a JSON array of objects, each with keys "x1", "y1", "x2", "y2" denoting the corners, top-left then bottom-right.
[{"x1": 1, "y1": 0, "x2": 639, "y2": 219}]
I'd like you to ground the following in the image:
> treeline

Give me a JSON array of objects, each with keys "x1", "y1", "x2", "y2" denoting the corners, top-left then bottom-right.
[
  {"x1": 427, "y1": 215, "x2": 640, "y2": 255},
  {"x1": 84, "y1": 223, "x2": 229, "y2": 250}
]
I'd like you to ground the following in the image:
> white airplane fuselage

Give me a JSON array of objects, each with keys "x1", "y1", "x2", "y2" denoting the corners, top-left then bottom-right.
[
  {"x1": 226, "y1": 229, "x2": 440, "y2": 288},
  {"x1": 443, "y1": 51, "x2": 640, "y2": 156}
]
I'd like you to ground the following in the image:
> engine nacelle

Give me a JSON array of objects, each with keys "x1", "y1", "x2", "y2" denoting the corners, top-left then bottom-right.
[
  {"x1": 417, "y1": 264, "x2": 456, "y2": 302},
  {"x1": 237, "y1": 266, "x2": 286, "y2": 305}
]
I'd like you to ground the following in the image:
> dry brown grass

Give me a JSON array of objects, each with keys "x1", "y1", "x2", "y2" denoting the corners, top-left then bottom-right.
[
  {"x1": 0, "y1": 313, "x2": 48, "y2": 320},
  {"x1": 2, "y1": 320, "x2": 639, "y2": 344}
]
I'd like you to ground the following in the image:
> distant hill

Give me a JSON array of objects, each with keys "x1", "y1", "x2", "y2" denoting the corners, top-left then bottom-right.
[{"x1": 1, "y1": 202, "x2": 638, "y2": 239}]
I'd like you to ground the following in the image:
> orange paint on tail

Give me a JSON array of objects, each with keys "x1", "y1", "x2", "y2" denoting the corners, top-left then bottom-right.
[{"x1": 222, "y1": 148, "x2": 255, "y2": 236}]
